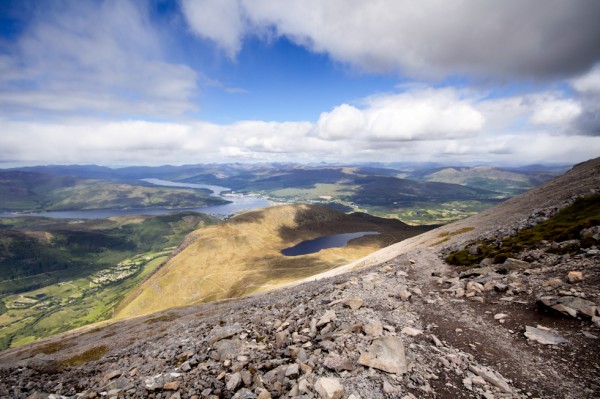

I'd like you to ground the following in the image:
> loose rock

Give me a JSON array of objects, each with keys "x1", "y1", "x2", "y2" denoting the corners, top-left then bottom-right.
[{"x1": 358, "y1": 336, "x2": 408, "y2": 374}]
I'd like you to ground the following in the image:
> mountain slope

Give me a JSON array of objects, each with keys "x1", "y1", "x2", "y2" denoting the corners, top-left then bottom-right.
[
  {"x1": 0, "y1": 171, "x2": 227, "y2": 212},
  {"x1": 408, "y1": 165, "x2": 562, "y2": 195},
  {"x1": 0, "y1": 158, "x2": 598, "y2": 398},
  {"x1": 115, "y1": 204, "x2": 428, "y2": 318}
]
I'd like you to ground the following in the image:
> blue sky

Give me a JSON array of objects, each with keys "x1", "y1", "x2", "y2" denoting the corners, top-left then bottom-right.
[{"x1": 1, "y1": 0, "x2": 600, "y2": 166}]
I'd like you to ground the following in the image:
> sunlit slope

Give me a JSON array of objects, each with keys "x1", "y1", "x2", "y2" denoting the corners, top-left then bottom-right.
[{"x1": 116, "y1": 204, "x2": 427, "y2": 318}]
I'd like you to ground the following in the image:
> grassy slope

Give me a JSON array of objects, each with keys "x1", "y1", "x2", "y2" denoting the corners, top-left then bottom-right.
[
  {"x1": 446, "y1": 193, "x2": 600, "y2": 267},
  {"x1": 0, "y1": 170, "x2": 228, "y2": 212},
  {"x1": 116, "y1": 204, "x2": 430, "y2": 318}
]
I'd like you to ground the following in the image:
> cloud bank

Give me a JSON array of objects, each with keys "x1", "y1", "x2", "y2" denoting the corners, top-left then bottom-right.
[
  {"x1": 182, "y1": 0, "x2": 600, "y2": 80},
  {"x1": 2, "y1": 85, "x2": 598, "y2": 166}
]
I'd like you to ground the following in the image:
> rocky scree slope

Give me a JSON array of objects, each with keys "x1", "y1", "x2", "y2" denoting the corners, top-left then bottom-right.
[{"x1": 0, "y1": 157, "x2": 599, "y2": 399}]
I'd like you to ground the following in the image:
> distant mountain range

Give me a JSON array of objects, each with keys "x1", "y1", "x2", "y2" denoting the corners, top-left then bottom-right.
[{"x1": 2, "y1": 163, "x2": 566, "y2": 224}]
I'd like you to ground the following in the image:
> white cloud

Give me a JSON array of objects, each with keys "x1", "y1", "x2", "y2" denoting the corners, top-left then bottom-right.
[
  {"x1": 316, "y1": 104, "x2": 365, "y2": 140},
  {"x1": 183, "y1": 0, "x2": 600, "y2": 80},
  {"x1": 0, "y1": 73, "x2": 597, "y2": 167},
  {"x1": 572, "y1": 65, "x2": 600, "y2": 93},
  {"x1": 315, "y1": 88, "x2": 484, "y2": 141},
  {"x1": 530, "y1": 99, "x2": 582, "y2": 125},
  {"x1": 0, "y1": 1, "x2": 198, "y2": 118},
  {"x1": 1, "y1": 113, "x2": 599, "y2": 166},
  {"x1": 180, "y1": 0, "x2": 245, "y2": 59}
]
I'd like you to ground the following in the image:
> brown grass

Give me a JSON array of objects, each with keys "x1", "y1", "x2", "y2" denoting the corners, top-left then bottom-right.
[
  {"x1": 28, "y1": 341, "x2": 70, "y2": 356},
  {"x1": 59, "y1": 345, "x2": 108, "y2": 367},
  {"x1": 431, "y1": 227, "x2": 474, "y2": 246},
  {"x1": 116, "y1": 204, "x2": 425, "y2": 318}
]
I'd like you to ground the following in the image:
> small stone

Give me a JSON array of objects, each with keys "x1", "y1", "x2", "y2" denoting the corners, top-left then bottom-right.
[
  {"x1": 317, "y1": 310, "x2": 337, "y2": 327},
  {"x1": 285, "y1": 364, "x2": 299, "y2": 378},
  {"x1": 226, "y1": 372, "x2": 242, "y2": 391},
  {"x1": 104, "y1": 370, "x2": 122, "y2": 381},
  {"x1": 501, "y1": 258, "x2": 530, "y2": 271},
  {"x1": 537, "y1": 295, "x2": 597, "y2": 319},
  {"x1": 358, "y1": 336, "x2": 408, "y2": 374},
  {"x1": 363, "y1": 321, "x2": 383, "y2": 337},
  {"x1": 399, "y1": 289, "x2": 412, "y2": 300},
  {"x1": 462, "y1": 377, "x2": 472, "y2": 391},
  {"x1": 494, "y1": 283, "x2": 508, "y2": 292},
  {"x1": 430, "y1": 334, "x2": 443, "y2": 347},
  {"x1": 494, "y1": 313, "x2": 508, "y2": 320},
  {"x1": 324, "y1": 354, "x2": 354, "y2": 371},
  {"x1": 567, "y1": 271, "x2": 583, "y2": 283},
  {"x1": 524, "y1": 326, "x2": 568, "y2": 345},
  {"x1": 232, "y1": 388, "x2": 255, "y2": 399},
  {"x1": 344, "y1": 297, "x2": 364, "y2": 310},
  {"x1": 472, "y1": 376, "x2": 486, "y2": 386},
  {"x1": 383, "y1": 381, "x2": 399, "y2": 394},
  {"x1": 401, "y1": 327, "x2": 423, "y2": 336},
  {"x1": 583, "y1": 331, "x2": 598, "y2": 339},
  {"x1": 163, "y1": 381, "x2": 180, "y2": 391},
  {"x1": 469, "y1": 365, "x2": 512, "y2": 393},
  {"x1": 275, "y1": 331, "x2": 288, "y2": 348},
  {"x1": 314, "y1": 377, "x2": 344, "y2": 399},
  {"x1": 543, "y1": 278, "x2": 562, "y2": 287},
  {"x1": 208, "y1": 324, "x2": 243, "y2": 344},
  {"x1": 236, "y1": 370, "x2": 250, "y2": 386},
  {"x1": 466, "y1": 281, "x2": 484, "y2": 294},
  {"x1": 180, "y1": 362, "x2": 192, "y2": 372},
  {"x1": 257, "y1": 389, "x2": 272, "y2": 399}
]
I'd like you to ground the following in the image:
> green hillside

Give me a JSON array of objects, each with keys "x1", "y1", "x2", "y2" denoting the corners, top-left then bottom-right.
[{"x1": 0, "y1": 212, "x2": 218, "y2": 350}]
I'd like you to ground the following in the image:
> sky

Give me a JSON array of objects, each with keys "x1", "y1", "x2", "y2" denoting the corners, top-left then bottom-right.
[{"x1": 1, "y1": 0, "x2": 600, "y2": 167}]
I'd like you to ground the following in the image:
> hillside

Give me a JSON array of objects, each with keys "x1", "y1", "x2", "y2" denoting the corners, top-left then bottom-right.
[
  {"x1": 408, "y1": 165, "x2": 562, "y2": 195},
  {"x1": 0, "y1": 212, "x2": 218, "y2": 350},
  {"x1": 0, "y1": 171, "x2": 227, "y2": 212},
  {"x1": 0, "y1": 158, "x2": 598, "y2": 398},
  {"x1": 116, "y1": 204, "x2": 428, "y2": 318}
]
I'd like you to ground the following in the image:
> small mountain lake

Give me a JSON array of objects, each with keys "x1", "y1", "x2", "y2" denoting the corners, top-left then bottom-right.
[{"x1": 281, "y1": 231, "x2": 380, "y2": 256}]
